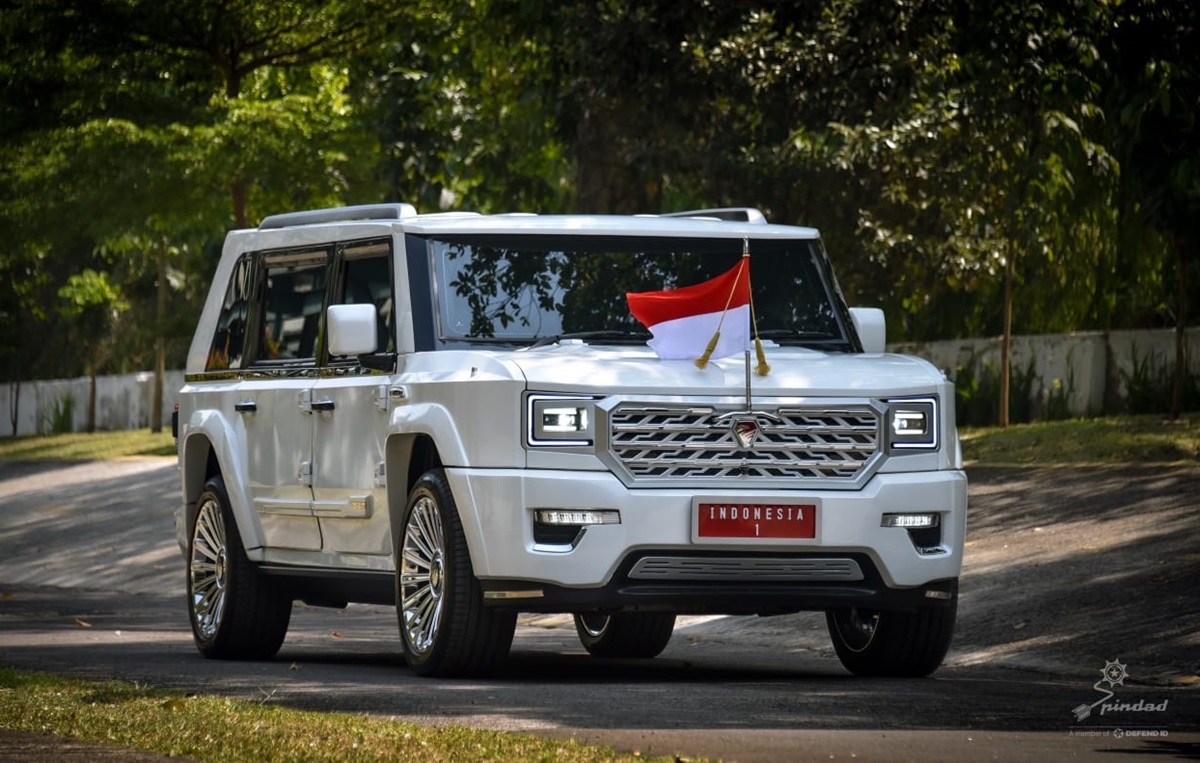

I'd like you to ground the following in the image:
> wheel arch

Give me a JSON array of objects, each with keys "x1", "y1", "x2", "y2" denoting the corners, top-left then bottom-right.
[
  {"x1": 385, "y1": 433, "x2": 443, "y2": 552},
  {"x1": 180, "y1": 413, "x2": 263, "y2": 552}
]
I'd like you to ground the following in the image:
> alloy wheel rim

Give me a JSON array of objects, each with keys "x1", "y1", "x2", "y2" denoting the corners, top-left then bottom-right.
[
  {"x1": 400, "y1": 495, "x2": 446, "y2": 655},
  {"x1": 838, "y1": 608, "x2": 880, "y2": 652},
  {"x1": 189, "y1": 496, "x2": 228, "y2": 640},
  {"x1": 578, "y1": 613, "x2": 610, "y2": 638}
]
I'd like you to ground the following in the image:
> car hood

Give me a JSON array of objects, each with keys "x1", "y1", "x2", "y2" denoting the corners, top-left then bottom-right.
[{"x1": 403, "y1": 342, "x2": 947, "y2": 398}]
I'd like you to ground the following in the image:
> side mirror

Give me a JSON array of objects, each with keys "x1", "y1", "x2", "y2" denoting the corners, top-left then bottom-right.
[
  {"x1": 849, "y1": 307, "x2": 886, "y2": 354},
  {"x1": 327, "y1": 303, "x2": 378, "y2": 356}
]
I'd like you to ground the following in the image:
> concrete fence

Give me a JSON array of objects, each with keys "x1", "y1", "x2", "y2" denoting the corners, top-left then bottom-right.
[
  {"x1": 892, "y1": 327, "x2": 1199, "y2": 422},
  {"x1": 2, "y1": 371, "x2": 186, "y2": 437},
  {"x1": 2, "y1": 327, "x2": 1197, "y2": 436}
]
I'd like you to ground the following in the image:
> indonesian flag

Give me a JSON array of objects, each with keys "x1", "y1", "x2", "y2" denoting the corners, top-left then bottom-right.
[{"x1": 626, "y1": 261, "x2": 751, "y2": 361}]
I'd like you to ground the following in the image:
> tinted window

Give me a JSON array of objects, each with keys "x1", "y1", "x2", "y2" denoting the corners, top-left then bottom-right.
[
  {"x1": 336, "y1": 240, "x2": 395, "y2": 356},
  {"x1": 206, "y1": 255, "x2": 254, "y2": 371},
  {"x1": 258, "y1": 250, "x2": 329, "y2": 363},
  {"x1": 429, "y1": 235, "x2": 850, "y2": 350}
]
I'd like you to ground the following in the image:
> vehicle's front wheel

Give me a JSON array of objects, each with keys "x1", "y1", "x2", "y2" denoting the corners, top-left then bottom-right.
[
  {"x1": 187, "y1": 475, "x2": 292, "y2": 659},
  {"x1": 397, "y1": 469, "x2": 516, "y2": 677},
  {"x1": 573, "y1": 612, "x2": 676, "y2": 658},
  {"x1": 825, "y1": 589, "x2": 957, "y2": 677}
]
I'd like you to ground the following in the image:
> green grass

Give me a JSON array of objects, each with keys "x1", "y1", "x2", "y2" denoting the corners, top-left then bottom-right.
[
  {"x1": 0, "y1": 668, "x2": 692, "y2": 762},
  {"x1": 0, "y1": 428, "x2": 176, "y2": 460},
  {"x1": 961, "y1": 414, "x2": 1199, "y2": 465}
]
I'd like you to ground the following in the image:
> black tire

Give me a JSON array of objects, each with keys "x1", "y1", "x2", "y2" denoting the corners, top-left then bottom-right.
[
  {"x1": 825, "y1": 587, "x2": 957, "y2": 677},
  {"x1": 397, "y1": 469, "x2": 516, "y2": 677},
  {"x1": 573, "y1": 612, "x2": 676, "y2": 659},
  {"x1": 187, "y1": 475, "x2": 292, "y2": 660}
]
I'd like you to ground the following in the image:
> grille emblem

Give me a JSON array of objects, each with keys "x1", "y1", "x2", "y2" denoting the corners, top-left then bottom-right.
[{"x1": 732, "y1": 418, "x2": 760, "y2": 449}]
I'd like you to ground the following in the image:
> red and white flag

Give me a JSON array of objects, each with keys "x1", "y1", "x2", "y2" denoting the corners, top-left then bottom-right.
[{"x1": 626, "y1": 261, "x2": 750, "y2": 361}]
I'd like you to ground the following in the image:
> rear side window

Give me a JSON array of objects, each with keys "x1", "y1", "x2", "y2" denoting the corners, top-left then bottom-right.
[
  {"x1": 258, "y1": 250, "x2": 330, "y2": 363},
  {"x1": 206, "y1": 255, "x2": 254, "y2": 371}
]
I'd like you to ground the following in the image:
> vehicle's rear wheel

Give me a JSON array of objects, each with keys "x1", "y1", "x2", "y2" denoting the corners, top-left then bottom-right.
[
  {"x1": 187, "y1": 475, "x2": 292, "y2": 659},
  {"x1": 573, "y1": 612, "x2": 676, "y2": 658},
  {"x1": 397, "y1": 469, "x2": 516, "y2": 677},
  {"x1": 825, "y1": 587, "x2": 957, "y2": 677}
]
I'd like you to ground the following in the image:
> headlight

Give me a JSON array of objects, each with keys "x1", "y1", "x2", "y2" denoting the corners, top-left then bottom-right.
[
  {"x1": 886, "y1": 398, "x2": 938, "y2": 451},
  {"x1": 526, "y1": 394, "x2": 596, "y2": 447}
]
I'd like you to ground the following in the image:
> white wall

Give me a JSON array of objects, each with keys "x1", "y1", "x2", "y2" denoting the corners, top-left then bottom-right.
[
  {"x1": 1, "y1": 371, "x2": 186, "y2": 436},
  {"x1": 1, "y1": 328, "x2": 1196, "y2": 435},
  {"x1": 891, "y1": 327, "x2": 1199, "y2": 418}
]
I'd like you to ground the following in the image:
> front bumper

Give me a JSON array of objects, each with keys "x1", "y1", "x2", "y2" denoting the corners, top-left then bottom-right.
[{"x1": 446, "y1": 467, "x2": 967, "y2": 612}]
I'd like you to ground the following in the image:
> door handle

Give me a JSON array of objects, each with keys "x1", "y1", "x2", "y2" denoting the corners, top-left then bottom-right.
[
  {"x1": 234, "y1": 401, "x2": 257, "y2": 413},
  {"x1": 310, "y1": 399, "x2": 336, "y2": 411}
]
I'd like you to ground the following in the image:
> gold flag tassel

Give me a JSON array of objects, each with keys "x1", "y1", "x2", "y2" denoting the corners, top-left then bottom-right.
[
  {"x1": 695, "y1": 254, "x2": 749, "y2": 369},
  {"x1": 695, "y1": 331, "x2": 721, "y2": 369},
  {"x1": 754, "y1": 336, "x2": 771, "y2": 376}
]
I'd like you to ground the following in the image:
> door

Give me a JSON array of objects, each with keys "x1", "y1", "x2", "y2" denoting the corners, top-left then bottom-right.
[
  {"x1": 241, "y1": 248, "x2": 331, "y2": 552},
  {"x1": 310, "y1": 240, "x2": 396, "y2": 557}
]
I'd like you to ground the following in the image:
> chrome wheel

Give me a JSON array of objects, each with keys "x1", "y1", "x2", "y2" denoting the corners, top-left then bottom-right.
[
  {"x1": 832, "y1": 608, "x2": 880, "y2": 653},
  {"x1": 186, "y1": 475, "x2": 292, "y2": 660},
  {"x1": 825, "y1": 587, "x2": 957, "y2": 677},
  {"x1": 573, "y1": 612, "x2": 675, "y2": 658},
  {"x1": 400, "y1": 493, "x2": 446, "y2": 656},
  {"x1": 189, "y1": 493, "x2": 228, "y2": 641},
  {"x1": 577, "y1": 613, "x2": 610, "y2": 639},
  {"x1": 396, "y1": 470, "x2": 516, "y2": 677}
]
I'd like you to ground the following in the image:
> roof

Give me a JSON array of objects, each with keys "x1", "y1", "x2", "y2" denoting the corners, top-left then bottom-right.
[{"x1": 252, "y1": 204, "x2": 822, "y2": 240}]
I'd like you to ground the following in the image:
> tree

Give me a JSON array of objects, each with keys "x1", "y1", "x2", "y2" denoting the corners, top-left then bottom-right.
[
  {"x1": 58, "y1": 269, "x2": 129, "y2": 432},
  {"x1": 1102, "y1": 0, "x2": 1200, "y2": 419}
]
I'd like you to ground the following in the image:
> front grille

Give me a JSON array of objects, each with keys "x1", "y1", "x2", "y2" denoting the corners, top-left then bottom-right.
[
  {"x1": 628, "y1": 556, "x2": 864, "y2": 582},
  {"x1": 607, "y1": 404, "x2": 881, "y2": 484}
]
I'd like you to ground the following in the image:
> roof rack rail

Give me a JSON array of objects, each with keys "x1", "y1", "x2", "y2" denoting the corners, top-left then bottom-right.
[
  {"x1": 662, "y1": 207, "x2": 768, "y2": 224},
  {"x1": 258, "y1": 203, "x2": 418, "y2": 230}
]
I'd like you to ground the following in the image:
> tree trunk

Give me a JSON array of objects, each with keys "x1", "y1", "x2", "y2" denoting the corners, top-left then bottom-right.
[
  {"x1": 999, "y1": 247, "x2": 1014, "y2": 428},
  {"x1": 574, "y1": 100, "x2": 650, "y2": 214},
  {"x1": 8, "y1": 380, "x2": 18, "y2": 436},
  {"x1": 230, "y1": 180, "x2": 249, "y2": 229},
  {"x1": 152, "y1": 246, "x2": 167, "y2": 433},
  {"x1": 1169, "y1": 237, "x2": 1189, "y2": 420}
]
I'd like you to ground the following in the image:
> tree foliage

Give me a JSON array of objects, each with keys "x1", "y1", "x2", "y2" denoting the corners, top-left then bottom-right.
[{"x1": 0, "y1": 0, "x2": 1196, "y2": 423}]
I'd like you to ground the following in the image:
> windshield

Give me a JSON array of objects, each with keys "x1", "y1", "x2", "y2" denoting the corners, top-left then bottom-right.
[{"x1": 428, "y1": 234, "x2": 854, "y2": 351}]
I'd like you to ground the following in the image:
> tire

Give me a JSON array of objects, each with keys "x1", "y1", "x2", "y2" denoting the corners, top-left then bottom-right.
[
  {"x1": 825, "y1": 587, "x2": 957, "y2": 677},
  {"x1": 187, "y1": 475, "x2": 292, "y2": 660},
  {"x1": 397, "y1": 469, "x2": 516, "y2": 677},
  {"x1": 573, "y1": 612, "x2": 676, "y2": 659}
]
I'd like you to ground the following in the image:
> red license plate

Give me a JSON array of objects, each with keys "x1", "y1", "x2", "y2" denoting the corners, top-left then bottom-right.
[{"x1": 697, "y1": 502, "x2": 816, "y2": 539}]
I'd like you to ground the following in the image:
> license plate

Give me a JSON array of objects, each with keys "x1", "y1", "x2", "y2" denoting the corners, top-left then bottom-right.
[{"x1": 696, "y1": 501, "x2": 816, "y2": 539}]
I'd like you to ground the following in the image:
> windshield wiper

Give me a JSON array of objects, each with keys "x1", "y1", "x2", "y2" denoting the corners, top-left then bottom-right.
[
  {"x1": 754, "y1": 329, "x2": 837, "y2": 342},
  {"x1": 527, "y1": 330, "x2": 648, "y2": 350}
]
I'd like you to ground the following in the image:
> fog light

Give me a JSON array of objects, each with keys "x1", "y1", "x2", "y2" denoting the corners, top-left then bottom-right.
[
  {"x1": 881, "y1": 513, "x2": 939, "y2": 528},
  {"x1": 534, "y1": 509, "x2": 620, "y2": 526}
]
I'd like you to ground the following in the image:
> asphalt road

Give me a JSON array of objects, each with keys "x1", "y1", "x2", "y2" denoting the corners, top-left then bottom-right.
[{"x1": 1, "y1": 458, "x2": 1197, "y2": 762}]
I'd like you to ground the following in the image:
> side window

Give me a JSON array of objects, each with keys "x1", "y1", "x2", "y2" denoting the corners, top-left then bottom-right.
[
  {"x1": 206, "y1": 255, "x2": 254, "y2": 371},
  {"x1": 257, "y1": 250, "x2": 330, "y2": 364},
  {"x1": 333, "y1": 240, "x2": 395, "y2": 359}
]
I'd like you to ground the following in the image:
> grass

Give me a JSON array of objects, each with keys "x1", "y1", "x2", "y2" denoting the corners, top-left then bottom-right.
[
  {"x1": 0, "y1": 668, "x2": 690, "y2": 762},
  {"x1": 960, "y1": 414, "x2": 1199, "y2": 465},
  {"x1": 0, "y1": 428, "x2": 176, "y2": 460}
]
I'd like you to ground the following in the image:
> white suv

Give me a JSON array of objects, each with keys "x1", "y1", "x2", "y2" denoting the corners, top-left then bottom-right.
[{"x1": 174, "y1": 203, "x2": 966, "y2": 677}]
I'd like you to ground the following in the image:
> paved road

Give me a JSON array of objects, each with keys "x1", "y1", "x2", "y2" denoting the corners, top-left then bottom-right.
[{"x1": 1, "y1": 458, "x2": 1197, "y2": 761}]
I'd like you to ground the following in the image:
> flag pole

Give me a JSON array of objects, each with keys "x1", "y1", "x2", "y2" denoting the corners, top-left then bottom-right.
[{"x1": 745, "y1": 348, "x2": 752, "y2": 410}]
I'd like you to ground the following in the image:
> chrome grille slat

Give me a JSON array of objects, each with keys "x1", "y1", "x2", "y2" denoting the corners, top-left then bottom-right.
[
  {"x1": 628, "y1": 556, "x2": 865, "y2": 582},
  {"x1": 608, "y1": 403, "x2": 881, "y2": 483}
]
